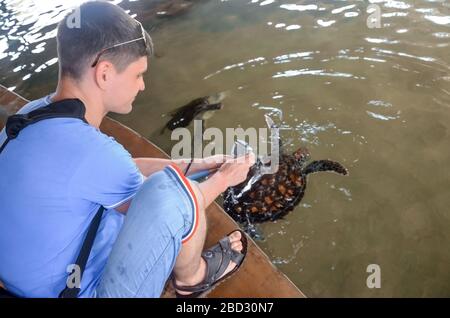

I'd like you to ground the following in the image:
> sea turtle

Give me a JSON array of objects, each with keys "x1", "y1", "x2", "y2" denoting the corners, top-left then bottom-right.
[
  {"x1": 223, "y1": 147, "x2": 348, "y2": 224},
  {"x1": 164, "y1": 93, "x2": 224, "y2": 131}
]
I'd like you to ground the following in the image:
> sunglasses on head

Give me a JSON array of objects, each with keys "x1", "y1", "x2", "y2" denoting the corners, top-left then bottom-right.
[{"x1": 91, "y1": 20, "x2": 148, "y2": 68}]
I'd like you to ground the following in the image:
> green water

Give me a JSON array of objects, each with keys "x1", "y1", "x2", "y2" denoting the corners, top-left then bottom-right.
[{"x1": 1, "y1": 0, "x2": 450, "y2": 297}]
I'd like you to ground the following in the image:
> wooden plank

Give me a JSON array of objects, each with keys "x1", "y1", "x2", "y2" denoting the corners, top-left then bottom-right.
[{"x1": 0, "y1": 85, "x2": 305, "y2": 298}]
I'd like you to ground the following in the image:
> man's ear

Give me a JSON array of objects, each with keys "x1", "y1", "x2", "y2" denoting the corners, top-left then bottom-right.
[{"x1": 94, "y1": 61, "x2": 115, "y2": 90}]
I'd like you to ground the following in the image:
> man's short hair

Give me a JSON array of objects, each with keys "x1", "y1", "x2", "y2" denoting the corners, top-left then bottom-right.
[{"x1": 57, "y1": 1, "x2": 153, "y2": 80}]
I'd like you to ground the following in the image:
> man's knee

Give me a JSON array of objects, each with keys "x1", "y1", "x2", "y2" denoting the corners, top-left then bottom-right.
[
  {"x1": 127, "y1": 170, "x2": 197, "y2": 240},
  {"x1": 187, "y1": 179, "x2": 206, "y2": 212}
]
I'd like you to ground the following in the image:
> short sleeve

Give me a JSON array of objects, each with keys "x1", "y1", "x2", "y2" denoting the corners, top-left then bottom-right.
[{"x1": 69, "y1": 136, "x2": 144, "y2": 209}]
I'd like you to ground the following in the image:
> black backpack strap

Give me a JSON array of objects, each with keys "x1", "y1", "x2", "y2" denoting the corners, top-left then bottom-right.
[
  {"x1": 59, "y1": 206, "x2": 105, "y2": 298},
  {"x1": 0, "y1": 98, "x2": 87, "y2": 154},
  {"x1": 0, "y1": 98, "x2": 104, "y2": 298}
]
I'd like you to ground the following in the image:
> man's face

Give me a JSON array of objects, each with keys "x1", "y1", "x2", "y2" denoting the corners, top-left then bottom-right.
[{"x1": 104, "y1": 56, "x2": 147, "y2": 114}]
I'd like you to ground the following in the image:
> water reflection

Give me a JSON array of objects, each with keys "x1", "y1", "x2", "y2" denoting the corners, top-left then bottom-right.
[
  {"x1": 273, "y1": 69, "x2": 359, "y2": 79},
  {"x1": 0, "y1": 0, "x2": 161, "y2": 88},
  {"x1": 280, "y1": 4, "x2": 319, "y2": 12}
]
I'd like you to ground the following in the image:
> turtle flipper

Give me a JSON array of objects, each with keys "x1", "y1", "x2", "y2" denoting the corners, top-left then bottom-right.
[{"x1": 302, "y1": 160, "x2": 348, "y2": 176}]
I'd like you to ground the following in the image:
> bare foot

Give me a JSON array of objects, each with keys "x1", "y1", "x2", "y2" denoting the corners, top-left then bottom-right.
[{"x1": 174, "y1": 231, "x2": 244, "y2": 296}]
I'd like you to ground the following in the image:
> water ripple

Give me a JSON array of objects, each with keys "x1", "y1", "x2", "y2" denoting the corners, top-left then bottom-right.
[
  {"x1": 366, "y1": 111, "x2": 400, "y2": 121},
  {"x1": 424, "y1": 15, "x2": 450, "y2": 26},
  {"x1": 279, "y1": 4, "x2": 318, "y2": 12},
  {"x1": 273, "y1": 69, "x2": 361, "y2": 79}
]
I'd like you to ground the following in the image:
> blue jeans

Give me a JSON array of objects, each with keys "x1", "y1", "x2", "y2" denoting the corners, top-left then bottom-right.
[{"x1": 95, "y1": 164, "x2": 199, "y2": 297}]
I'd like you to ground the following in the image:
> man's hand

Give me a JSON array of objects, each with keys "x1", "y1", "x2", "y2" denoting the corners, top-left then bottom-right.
[
  {"x1": 174, "y1": 154, "x2": 232, "y2": 176},
  {"x1": 203, "y1": 154, "x2": 232, "y2": 166},
  {"x1": 195, "y1": 153, "x2": 256, "y2": 209},
  {"x1": 215, "y1": 153, "x2": 256, "y2": 188}
]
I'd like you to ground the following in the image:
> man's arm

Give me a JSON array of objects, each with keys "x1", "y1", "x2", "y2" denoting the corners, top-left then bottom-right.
[
  {"x1": 116, "y1": 156, "x2": 229, "y2": 214},
  {"x1": 196, "y1": 154, "x2": 255, "y2": 208},
  {"x1": 116, "y1": 155, "x2": 254, "y2": 214},
  {"x1": 133, "y1": 155, "x2": 230, "y2": 178}
]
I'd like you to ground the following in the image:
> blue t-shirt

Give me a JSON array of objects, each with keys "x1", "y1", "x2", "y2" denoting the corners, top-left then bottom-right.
[{"x1": 0, "y1": 94, "x2": 144, "y2": 297}]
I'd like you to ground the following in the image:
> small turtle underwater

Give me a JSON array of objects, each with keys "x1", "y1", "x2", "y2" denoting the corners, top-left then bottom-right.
[
  {"x1": 164, "y1": 93, "x2": 225, "y2": 131},
  {"x1": 223, "y1": 146, "x2": 348, "y2": 224}
]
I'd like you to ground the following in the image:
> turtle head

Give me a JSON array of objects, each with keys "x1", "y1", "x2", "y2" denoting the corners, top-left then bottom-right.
[
  {"x1": 199, "y1": 102, "x2": 223, "y2": 120},
  {"x1": 206, "y1": 91, "x2": 228, "y2": 105},
  {"x1": 204, "y1": 102, "x2": 223, "y2": 111},
  {"x1": 293, "y1": 147, "x2": 310, "y2": 163},
  {"x1": 199, "y1": 92, "x2": 227, "y2": 117}
]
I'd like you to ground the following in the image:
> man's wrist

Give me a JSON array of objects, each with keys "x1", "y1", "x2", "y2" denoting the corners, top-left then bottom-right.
[
  {"x1": 201, "y1": 157, "x2": 222, "y2": 170},
  {"x1": 209, "y1": 170, "x2": 229, "y2": 193}
]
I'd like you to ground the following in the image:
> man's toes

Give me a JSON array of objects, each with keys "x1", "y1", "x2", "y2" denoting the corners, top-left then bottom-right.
[
  {"x1": 229, "y1": 231, "x2": 242, "y2": 243},
  {"x1": 231, "y1": 241, "x2": 243, "y2": 252}
]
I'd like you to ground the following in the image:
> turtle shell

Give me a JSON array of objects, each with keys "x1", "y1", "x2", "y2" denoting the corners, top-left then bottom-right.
[{"x1": 223, "y1": 148, "x2": 310, "y2": 223}]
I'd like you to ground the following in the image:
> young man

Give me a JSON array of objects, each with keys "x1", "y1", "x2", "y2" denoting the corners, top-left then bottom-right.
[{"x1": 0, "y1": 1, "x2": 254, "y2": 298}]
